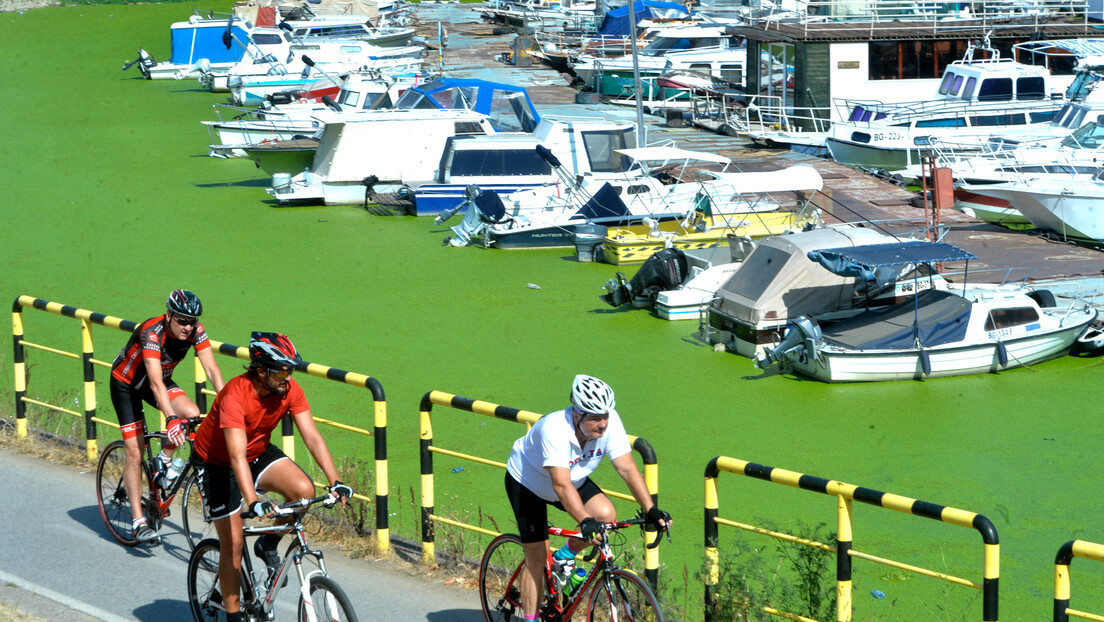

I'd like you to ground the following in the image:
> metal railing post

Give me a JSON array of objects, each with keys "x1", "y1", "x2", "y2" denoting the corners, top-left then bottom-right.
[
  {"x1": 419, "y1": 393, "x2": 435, "y2": 565},
  {"x1": 11, "y1": 300, "x2": 27, "y2": 439},
  {"x1": 193, "y1": 355, "x2": 208, "y2": 413},
  {"x1": 80, "y1": 318, "x2": 98, "y2": 461}
]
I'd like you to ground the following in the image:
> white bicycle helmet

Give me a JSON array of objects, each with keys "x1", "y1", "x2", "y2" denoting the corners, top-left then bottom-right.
[{"x1": 570, "y1": 375, "x2": 615, "y2": 416}]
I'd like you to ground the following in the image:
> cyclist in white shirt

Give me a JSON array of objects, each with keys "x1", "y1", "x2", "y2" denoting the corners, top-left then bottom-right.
[{"x1": 505, "y1": 375, "x2": 670, "y2": 622}]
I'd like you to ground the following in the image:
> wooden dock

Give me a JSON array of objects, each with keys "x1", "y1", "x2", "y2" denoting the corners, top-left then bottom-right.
[{"x1": 413, "y1": 3, "x2": 1104, "y2": 291}]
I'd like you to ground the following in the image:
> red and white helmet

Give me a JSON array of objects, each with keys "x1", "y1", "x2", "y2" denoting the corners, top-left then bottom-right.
[{"x1": 249, "y1": 332, "x2": 302, "y2": 369}]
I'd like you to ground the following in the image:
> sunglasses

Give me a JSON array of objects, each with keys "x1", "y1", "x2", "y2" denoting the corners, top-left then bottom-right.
[
  {"x1": 267, "y1": 368, "x2": 293, "y2": 380},
  {"x1": 172, "y1": 314, "x2": 197, "y2": 327}
]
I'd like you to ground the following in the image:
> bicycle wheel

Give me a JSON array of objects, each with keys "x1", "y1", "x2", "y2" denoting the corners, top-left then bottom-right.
[
  {"x1": 297, "y1": 575, "x2": 358, "y2": 622},
  {"x1": 187, "y1": 538, "x2": 224, "y2": 622},
  {"x1": 96, "y1": 440, "x2": 151, "y2": 546},
  {"x1": 587, "y1": 569, "x2": 664, "y2": 622},
  {"x1": 181, "y1": 470, "x2": 215, "y2": 551},
  {"x1": 479, "y1": 533, "x2": 527, "y2": 622}
]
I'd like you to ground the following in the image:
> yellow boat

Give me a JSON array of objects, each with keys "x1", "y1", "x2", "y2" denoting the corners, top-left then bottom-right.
[{"x1": 600, "y1": 209, "x2": 816, "y2": 265}]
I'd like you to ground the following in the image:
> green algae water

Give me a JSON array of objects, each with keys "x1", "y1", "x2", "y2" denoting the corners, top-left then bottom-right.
[{"x1": 3, "y1": 4, "x2": 1104, "y2": 619}]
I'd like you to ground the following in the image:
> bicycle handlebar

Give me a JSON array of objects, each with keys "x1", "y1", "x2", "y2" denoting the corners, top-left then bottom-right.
[
  {"x1": 241, "y1": 493, "x2": 339, "y2": 519},
  {"x1": 550, "y1": 516, "x2": 672, "y2": 549}
]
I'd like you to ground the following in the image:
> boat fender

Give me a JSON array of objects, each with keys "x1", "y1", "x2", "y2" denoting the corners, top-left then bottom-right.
[
  {"x1": 996, "y1": 342, "x2": 1008, "y2": 368},
  {"x1": 919, "y1": 349, "x2": 932, "y2": 376},
  {"x1": 1027, "y1": 289, "x2": 1057, "y2": 308}
]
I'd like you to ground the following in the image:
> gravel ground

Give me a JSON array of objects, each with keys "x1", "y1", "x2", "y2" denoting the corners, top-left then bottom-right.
[{"x1": 0, "y1": 0, "x2": 62, "y2": 11}]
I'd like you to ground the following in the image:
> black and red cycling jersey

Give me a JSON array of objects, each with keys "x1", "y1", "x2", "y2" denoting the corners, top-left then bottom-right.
[{"x1": 110, "y1": 315, "x2": 212, "y2": 389}]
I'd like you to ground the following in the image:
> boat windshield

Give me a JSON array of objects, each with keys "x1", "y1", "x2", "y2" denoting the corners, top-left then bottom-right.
[
  {"x1": 1060, "y1": 121, "x2": 1104, "y2": 149},
  {"x1": 486, "y1": 89, "x2": 538, "y2": 132},
  {"x1": 642, "y1": 35, "x2": 723, "y2": 56},
  {"x1": 582, "y1": 128, "x2": 635, "y2": 173}
]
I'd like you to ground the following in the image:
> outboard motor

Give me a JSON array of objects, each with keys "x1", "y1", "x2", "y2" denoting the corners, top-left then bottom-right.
[
  {"x1": 122, "y1": 49, "x2": 157, "y2": 79},
  {"x1": 755, "y1": 316, "x2": 822, "y2": 369},
  {"x1": 600, "y1": 248, "x2": 689, "y2": 309}
]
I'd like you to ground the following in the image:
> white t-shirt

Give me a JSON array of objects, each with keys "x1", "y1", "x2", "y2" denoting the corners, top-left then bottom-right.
[{"x1": 506, "y1": 406, "x2": 632, "y2": 502}]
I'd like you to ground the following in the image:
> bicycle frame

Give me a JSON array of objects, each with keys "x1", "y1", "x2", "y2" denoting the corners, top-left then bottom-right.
[
  {"x1": 238, "y1": 504, "x2": 333, "y2": 622},
  {"x1": 140, "y1": 418, "x2": 202, "y2": 523},
  {"x1": 542, "y1": 520, "x2": 642, "y2": 621}
]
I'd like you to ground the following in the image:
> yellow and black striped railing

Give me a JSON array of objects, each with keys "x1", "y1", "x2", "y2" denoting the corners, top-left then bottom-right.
[
  {"x1": 704, "y1": 456, "x2": 999, "y2": 622},
  {"x1": 11, "y1": 295, "x2": 391, "y2": 551},
  {"x1": 1054, "y1": 540, "x2": 1104, "y2": 622},
  {"x1": 418, "y1": 390, "x2": 662, "y2": 589}
]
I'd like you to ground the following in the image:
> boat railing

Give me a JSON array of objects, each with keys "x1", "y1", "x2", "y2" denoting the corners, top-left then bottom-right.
[
  {"x1": 741, "y1": 94, "x2": 832, "y2": 137},
  {"x1": 211, "y1": 103, "x2": 273, "y2": 124},
  {"x1": 604, "y1": 75, "x2": 693, "y2": 109},
  {"x1": 833, "y1": 95, "x2": 1063, "y2": 125},
  {"x1": 939, "y1": 265, "x2": 1039, "y2": 289},
  {"x1": 931, "y1": 137, "x2": 1089, "y2": 180},
  {"x1": 689, "y1": 90, "x2": 750, "y2": 132},
  {"x1": 748, "y1": 0, "x2": 1089, "y2": 37}
]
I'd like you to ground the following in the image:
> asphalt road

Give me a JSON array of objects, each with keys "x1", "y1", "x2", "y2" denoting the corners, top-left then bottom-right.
[{"x1": 0, "y1": 447, "x2": 485, "y2": 622}]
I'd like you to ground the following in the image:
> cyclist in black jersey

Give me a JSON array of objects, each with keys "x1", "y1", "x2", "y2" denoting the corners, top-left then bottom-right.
[{"x1": 109, "y1": 290, "x2": 225, "y2": 543}]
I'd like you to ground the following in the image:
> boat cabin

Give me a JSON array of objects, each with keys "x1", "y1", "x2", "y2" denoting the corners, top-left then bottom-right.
[
  {"x1": 727, "y1": 6, "x2": 1097, "y2": 125},
  {"x1": 934, "y1": 44, "x2": 1054, "y2": 104},
  {"x1": 170, "y1": 15, "x2": 254, "y2": 66},
  {"x1": 412, "y1": 116, "x2": 634, "y2": 215}
]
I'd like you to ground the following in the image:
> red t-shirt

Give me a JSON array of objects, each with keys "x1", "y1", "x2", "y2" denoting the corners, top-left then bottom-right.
[{"x1": 193, "y1": 373, "x2": 310, "y2": 466}]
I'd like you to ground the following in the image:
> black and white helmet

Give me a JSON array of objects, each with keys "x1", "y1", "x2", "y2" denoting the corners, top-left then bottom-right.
[
  {"x1": 570, "y1": 375, "x2": 615, "y2": 416},
  {"x1": 166, "y1": 289, "x2": 203, "y2": 318}
]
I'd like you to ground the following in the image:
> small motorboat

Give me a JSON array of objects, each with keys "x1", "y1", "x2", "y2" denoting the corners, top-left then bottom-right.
[{"x1": 754, "y1": 241, "x2": 1098, "y2": 382}]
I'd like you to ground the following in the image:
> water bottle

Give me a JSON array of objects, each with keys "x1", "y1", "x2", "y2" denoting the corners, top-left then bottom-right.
[
  {"x1": 567, "y1": 568, "x2": 586, "y2": 596},
  {"x1": 162, "y1": 456, "x2": 185, "y2": 489}
]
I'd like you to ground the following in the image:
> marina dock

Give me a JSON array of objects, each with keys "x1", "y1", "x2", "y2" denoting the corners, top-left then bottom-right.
[{"x1": 415, "y1": 2, "x2": 1103, "y2": 299}]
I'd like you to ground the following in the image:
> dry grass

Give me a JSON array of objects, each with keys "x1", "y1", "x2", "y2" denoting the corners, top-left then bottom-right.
[
  {"x1": 0, "y1": 602, "x2": 44, "y2": 622},
  {"x1": 0, "y1": 421, "x2": 92, "y2": 470}
]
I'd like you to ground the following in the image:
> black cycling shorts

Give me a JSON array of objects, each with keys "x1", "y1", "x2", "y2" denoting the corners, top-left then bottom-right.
[
  {"x1": 505, "y1": 472, "x2": 603, "y2": 544},
  {"x1": 110, "y1": 376, "x2": 185, "y2": 437},
  {"x1": 197, "y1": 444, "x2": 306, "y2": 520}
]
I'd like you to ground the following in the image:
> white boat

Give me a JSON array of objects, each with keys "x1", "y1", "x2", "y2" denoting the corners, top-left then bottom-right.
[
  {"x1": 412, "y1": 116, "x2": 636, "y2": 217},
  {"x1": 959, "y1": 168, "x2": 1104, "y2": 246},
  {"x1": 704, "y1": 226, "x2": 951, "y2": 358},
  {"x1": 571, "y1": 25, "x2": 747, "y2": 94},
  {"x1": 598, "y1": 239, "x2": 758, "y2": 320},
  {"x1": 754, "y1": 241, "x2": 1097, "y2": 382},
  {"x1": 443, "y1": 147, "x2": 819, "y2": 249},
  {"x1": 266, "y1": 78, "x2": 541, "y2": 204},
  {"x1": 824, "y1": 39, "x2": 1074, "y2": 171},
  {"x1": 480, "y1": 0, "x2": 600, "y2": 33},
  {"x1": 199, "y1": 25, "x2": 423, "y2": 97},
  {"x1": 204, "y1": 71, "x2": 420, "y2": 160},
  {"x1": 123, "y1": 12, "x2": 256, "y2": 80}
]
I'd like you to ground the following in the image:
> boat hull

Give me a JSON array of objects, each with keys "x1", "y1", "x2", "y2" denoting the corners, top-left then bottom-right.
[
  {"x1": 601, "y1": 211, "x2": 803, "y2": 266},
  {"x1": 412, "y1": 183, "x2": 545, "y2": 217},
  {"x1": 965, "y1": 184, "x2": 1104, "y2": 244},
  {"x1": 953, "y1": 189, "x2": 1031, "y2": 225},
  {"x1": 788, "y1": 322, "x2": 1090, "y2": 382}
]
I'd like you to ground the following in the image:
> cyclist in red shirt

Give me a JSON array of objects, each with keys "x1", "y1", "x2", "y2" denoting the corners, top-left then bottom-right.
[
  {"x1": 192, "y1": 332, "x2": 351, "y2": 622},
  {"x1": 109, "y1": 289, "x2": 225, "y2": 544}
]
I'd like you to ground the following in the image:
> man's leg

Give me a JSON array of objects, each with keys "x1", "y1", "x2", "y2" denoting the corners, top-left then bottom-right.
[
  {"x1": 521, "y1": 540, "x2": 549, "y2": 619},
  {"x1": 121, "y1": 430, "x2": 146, "y2": 521},
  {"x1": 213, "y1": 514, "x2": 244, "y2": 613}
]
